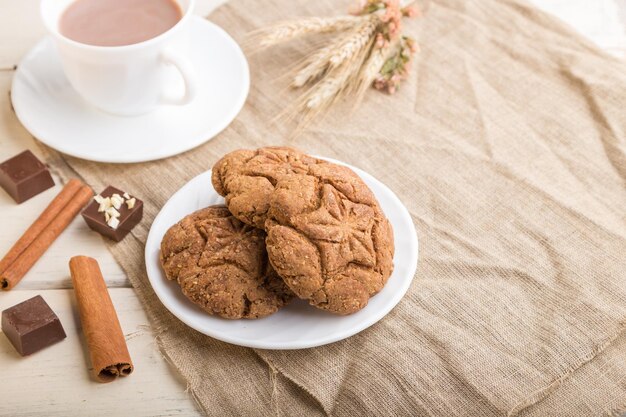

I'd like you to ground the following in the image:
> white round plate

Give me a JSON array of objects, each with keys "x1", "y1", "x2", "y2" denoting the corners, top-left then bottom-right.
[
  {"x1": 11, "y1": 17, "x2": 249, "y2": 163},
  {"x1": 145, "y1": 158, "x2": 419, "y2": 349}
]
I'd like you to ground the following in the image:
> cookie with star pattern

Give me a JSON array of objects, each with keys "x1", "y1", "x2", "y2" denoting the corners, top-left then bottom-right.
[
  {"x1": 160, "y1": 205, "x2": 293, "y2": 319},
  {"x1": 265, "y1": 162, "x2": 394, "y2": 315},
  {"x1": 211, "y1": 147, "x2": 320, "y2": 229}
]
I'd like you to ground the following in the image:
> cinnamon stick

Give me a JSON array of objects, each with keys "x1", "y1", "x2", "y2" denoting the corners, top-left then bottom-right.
[
  {"x1": 1, "y1": 184, "x2": 94, "y2": 290},
  {"x1": 0, "y1": 179, "x2": 83, "y2": 277},
  {"x1": 69, "y1": 256, "x2": 134, "y2": 383}
]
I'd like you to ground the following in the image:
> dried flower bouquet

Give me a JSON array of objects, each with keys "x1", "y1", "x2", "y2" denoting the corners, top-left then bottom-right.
[{"x1": 250, "y1": 0, "x2": 420, "y2": 128}]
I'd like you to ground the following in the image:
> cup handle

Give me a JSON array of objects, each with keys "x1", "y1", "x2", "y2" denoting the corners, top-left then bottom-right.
[{"x1": 159, "y1": 48, "x2": 197, "y2": 106}]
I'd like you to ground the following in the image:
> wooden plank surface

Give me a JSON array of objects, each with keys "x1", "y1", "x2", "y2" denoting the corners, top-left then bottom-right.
[
  {"x1": 0, "y1": 1, "x2": 44, "y2": 69},
  {"x1": 0, "y1": 1, "x2": 224, "y2": 415},
  {"x1": 0, "y1": 289, "x2": 200, "y2": 417},
  {"x1": 0, "y1": 71, "x2": 128, "y2": 289}
]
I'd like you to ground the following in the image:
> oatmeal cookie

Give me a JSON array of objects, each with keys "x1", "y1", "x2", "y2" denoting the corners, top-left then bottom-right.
[
  {"x1": 265, "y1": 163, "x2": 395, "y2": 315},
  {"x1": 212, "y1": 147, "x2": 319, "y2": 229},
  {"x1": 159, "y1": 205, "x2": 293, "y2": 319}
]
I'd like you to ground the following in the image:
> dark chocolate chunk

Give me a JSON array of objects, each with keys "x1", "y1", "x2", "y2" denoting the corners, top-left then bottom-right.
[
  {"x1": 81, "y1": 186, "x2": 143, "y2": 242},
  {"x1": 1, "y1": 295, "x2": 66, "y2": 356},
  {"x1": 0, "y1": 150, "x2": 55, "y2": 204}
]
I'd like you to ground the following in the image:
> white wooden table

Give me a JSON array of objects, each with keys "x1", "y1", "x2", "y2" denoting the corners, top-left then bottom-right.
[{"x1": 0, "y1": 1, "x2": 623, "y2": 415}]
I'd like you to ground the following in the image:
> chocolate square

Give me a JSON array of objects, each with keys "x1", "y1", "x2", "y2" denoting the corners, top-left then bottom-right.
[
  {"x1": 82, "y1": 186, "x2": 143, "y2": 242},
  {"x1": 1, "y1": 295, "x2": 66, "y2": 356},
  {"x1": 0, "y1": 150, "x2": 55, "y2": 204}
]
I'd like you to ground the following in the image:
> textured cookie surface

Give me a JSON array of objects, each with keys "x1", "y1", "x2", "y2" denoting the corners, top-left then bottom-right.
[
  {"x1": 160, "y1": 205, "x2": 292, "y2": 319},
  {"x1": 212, "y1": 147, "x2": 319, "y2": 229},
  {"x1": 265, "y1": 162, "x2": 395, "y2": 315}
]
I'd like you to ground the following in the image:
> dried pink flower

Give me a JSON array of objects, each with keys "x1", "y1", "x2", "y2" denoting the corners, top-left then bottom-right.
[
  {"x1": 375, "y1": 33, "x2": 386, "y2": 49},
  {"x1": 373, "y1": 35, "x2": 418, "y2": 94},
  {"x1": 388, "y1": 21, "x2": 397, "y2": 32}
]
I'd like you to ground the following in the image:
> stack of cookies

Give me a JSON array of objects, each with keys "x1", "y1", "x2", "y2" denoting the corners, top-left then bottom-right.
[{"x1": 160, "y1": 147, "x2": 394, "y2": 319}]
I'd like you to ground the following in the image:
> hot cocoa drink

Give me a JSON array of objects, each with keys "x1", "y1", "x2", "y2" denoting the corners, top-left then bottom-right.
[{"x1": 60, "y1": 0, "x2": 182, "y2": 47}]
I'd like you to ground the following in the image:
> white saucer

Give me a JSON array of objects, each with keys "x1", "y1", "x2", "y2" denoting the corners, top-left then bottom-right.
[
  {"x1": 11, "y1": 17, "x2": 250, "y2": 163},
  {"x1": 144, "y1": 158, "x2": 419, "y2": 350}
]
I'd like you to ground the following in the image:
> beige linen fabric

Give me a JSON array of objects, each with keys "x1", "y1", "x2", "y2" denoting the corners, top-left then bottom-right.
[
  {"x1": 519, "y1": 332, "x2": 626, "y2": 416},
  {"x1": 39, "y1": 0, "x2": 626, "y2": 415}
]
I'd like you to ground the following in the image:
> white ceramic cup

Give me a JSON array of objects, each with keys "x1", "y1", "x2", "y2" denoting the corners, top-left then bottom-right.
[{"x1": 41, "y1": 0, "x2": 197, "y2": 116}]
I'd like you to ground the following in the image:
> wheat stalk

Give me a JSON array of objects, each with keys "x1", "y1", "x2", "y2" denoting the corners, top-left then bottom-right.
[
  {"x1": 306, "y1": 67, "x2": 353, "y2": 109},
  {"x1": 292, "y1": 46, "x2": 333, "y2": 87},
  {"x1": 281, "y1": 64, "x2": 355, "y2": 135},
  {"x1": 255, "y1": 15, "x2": 365, "y2": 47},
  {"x1": 328, "y1": 15, "x2": 379, "y2": 67},
  {"x1": 354, "y1": 41, "x2": 397, "y2": 98},
  {"x1": 305, "y1": 35, "x2": 376, "y2": 111},
  {"x1": 292, "y1": 36, "x2": 343, "y2": 87},
  {"x1": 291, "y1": 15, "x2": 379, "y2": 88}
]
